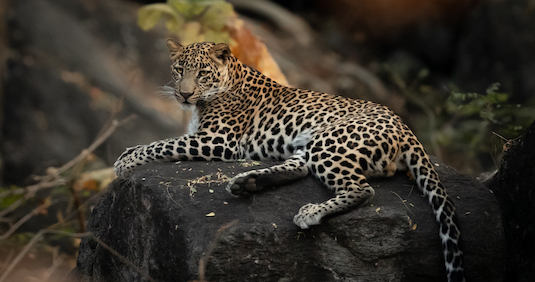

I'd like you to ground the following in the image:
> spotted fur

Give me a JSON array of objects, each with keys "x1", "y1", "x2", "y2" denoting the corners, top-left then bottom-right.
[{"x1": 114, "y1": 40, "x2": 465, "y2": 282}]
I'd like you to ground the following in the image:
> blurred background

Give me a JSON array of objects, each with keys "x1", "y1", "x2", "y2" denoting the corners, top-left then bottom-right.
[{"x1": 0, "y1": 0, "x2": 534, "y2": 280}]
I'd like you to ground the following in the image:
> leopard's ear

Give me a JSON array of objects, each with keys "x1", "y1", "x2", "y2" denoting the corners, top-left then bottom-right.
[
  {"x1": 210, "y1": 43, "x2": 231, "y2": 65},
  {"x1": 166, "y1": 39, "x2": 183, "y2": 60}
]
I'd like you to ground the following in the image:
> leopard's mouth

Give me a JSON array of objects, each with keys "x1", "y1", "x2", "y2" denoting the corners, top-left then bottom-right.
[{"x1": 177, "y1": 95, "x2": 200, "y2": 107}]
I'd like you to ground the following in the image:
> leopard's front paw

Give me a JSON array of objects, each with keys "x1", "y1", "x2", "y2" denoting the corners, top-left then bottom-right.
[
  {"x1": 293, "y1": 203, "x2": 323, "y2": 229},
  {"x1": 225, "y1": 171, "x2": 260, "y2": 197},
  {"x1": 113, "y1": 160, "x2": 136, "y2": 178},
  {"x1": 114, "y1": 145, "x2": 144, "y2": 178}
]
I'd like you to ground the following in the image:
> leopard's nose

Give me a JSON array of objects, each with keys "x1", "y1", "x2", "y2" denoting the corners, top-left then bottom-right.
[{"x1": 180, "y1": 92, "x2": 193, "y2": 99}]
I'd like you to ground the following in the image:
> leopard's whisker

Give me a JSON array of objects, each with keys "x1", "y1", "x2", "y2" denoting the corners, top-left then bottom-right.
[{"x1": 158, "y1": 85, "x2": 175, "y2": 99}]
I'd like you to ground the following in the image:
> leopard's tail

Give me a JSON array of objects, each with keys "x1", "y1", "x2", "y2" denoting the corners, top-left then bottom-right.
[{"x1": 402, "y1": 143, "x2": 465, "y2": 282}]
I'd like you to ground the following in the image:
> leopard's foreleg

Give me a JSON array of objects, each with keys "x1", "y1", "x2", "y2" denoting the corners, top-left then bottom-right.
[{"x1": 114, "y1": 134, "x2": 235, "y2": 178}]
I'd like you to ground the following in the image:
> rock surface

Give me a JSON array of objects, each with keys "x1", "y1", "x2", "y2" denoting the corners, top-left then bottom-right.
[
  {"x1": 486, "y1": 120, "x2": 535, "y2": 282},
  {"x1": 70, "y1": 157, "x2": 503, "y2": 282}
]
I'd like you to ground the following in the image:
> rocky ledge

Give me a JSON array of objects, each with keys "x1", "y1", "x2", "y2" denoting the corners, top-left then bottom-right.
[{"x1": 69, "y1": 157, "x2": 503, "y2": 282}]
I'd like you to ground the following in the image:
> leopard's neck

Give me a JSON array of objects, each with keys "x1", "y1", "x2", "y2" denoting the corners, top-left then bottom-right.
[
  {"x1": 198, "y1": 58, "x2": 287, "y2": 110},
  {"x1": 234, "y1": 63, "x2": 286, "y2": 97}
]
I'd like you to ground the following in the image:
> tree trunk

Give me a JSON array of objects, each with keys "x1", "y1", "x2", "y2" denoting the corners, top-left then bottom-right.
[{"x1": 486, "y1": 119, "x2": 535, "y2": 282}]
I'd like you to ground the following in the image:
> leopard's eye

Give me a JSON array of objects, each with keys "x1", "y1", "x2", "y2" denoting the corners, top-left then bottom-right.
[
  {"x1": 198, "y1": 70, "x2": 209, "y2": 77},
  {"x1": 174, "y1": 66, "x2": 183, "y2": 74}
]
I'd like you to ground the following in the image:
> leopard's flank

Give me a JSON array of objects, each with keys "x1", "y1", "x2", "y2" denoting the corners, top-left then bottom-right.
[{"x1": 114, "y1": 40, "x2": 465, "y2": 282}]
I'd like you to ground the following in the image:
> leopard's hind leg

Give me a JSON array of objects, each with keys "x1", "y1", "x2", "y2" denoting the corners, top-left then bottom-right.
[
  {"x1": 293, "y1": 171, "x2": 375, "y2": 228},
  {"x1": 292, "y1": 119, "x2": 398, "y2": 228}
]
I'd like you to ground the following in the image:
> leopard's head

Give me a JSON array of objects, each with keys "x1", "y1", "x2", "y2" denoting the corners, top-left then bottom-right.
[{"x1": 166, "y1": 39, "x2": 233, "y2": 106}]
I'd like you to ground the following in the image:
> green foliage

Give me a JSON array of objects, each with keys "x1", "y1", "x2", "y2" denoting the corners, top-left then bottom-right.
[
  {"x1": 446, "y1": 83, "x2": 528, "y2": 137},
  {"x1": 383, "y1": 59, "x2": 535, "y2": 174},
  {"x1": 138, "y1": 0, "x2": 234, "y2": 45},
  {"x1": 0, "y1": 186, "x2": 23, "y2": 209},
  {"x1": 435, "y1": 83, "x2": 535, "y2": 173}
]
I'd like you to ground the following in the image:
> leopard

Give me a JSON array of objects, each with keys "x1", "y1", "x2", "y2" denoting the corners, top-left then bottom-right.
[{"x1": 114, "y1": 39, "x2": 465, "y2": 282}]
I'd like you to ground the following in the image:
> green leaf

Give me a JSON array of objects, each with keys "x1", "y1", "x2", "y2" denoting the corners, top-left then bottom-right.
[
  {"x1": 456, "y1": 99, "x2": 485, "y2": 116},
  {"x1": 168, "y1": 0, "x2": 188, "y2": 14},
  {"x1": 480, "y1": 108, "x2": 497, "y2": 123},
  {"x1": 138, "y1": 4, "x2": 180, "y2": 31},
  {"x1": 165, "y1": 17, "x2": 184, "y2": 32},
  {"x1": 202, "y1": 1, "x2": 234, "y2": 31},
  {"x1": 487, "y1": 92, "x2": 509, "y2": 104},
  {"x1": 180, "y1": 21, "x2": 203, "y2": 45},
  {"x1": 168, "y1": 0, "x2": 206, "y2": 20},
  {"x1": 204, "y1": 29, "x2": 231, "y2": 44},
  {"x1": 448, "y1": 92, "x2": 481, "y2": 102},
  {"x1": 0, "y1": 193, "x2": 23, "y2": 209},
  {"x1": 486, "y1": 82, "x2": 501, "y2": 95}
]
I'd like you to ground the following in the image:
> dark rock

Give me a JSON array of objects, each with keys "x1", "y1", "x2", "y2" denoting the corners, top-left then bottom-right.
[
  {"x1": 72, "y1": 157, "x2": 503, "y2": 281},
  {"x1": 486, "y1": 119, "x2": 535, "y2": 282}
]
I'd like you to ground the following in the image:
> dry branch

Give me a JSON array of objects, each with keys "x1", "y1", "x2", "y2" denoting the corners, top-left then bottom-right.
[
  {"x1": 0, "y1": 199, "x2": 60, "y2": 240},
  {"x1": 0, "y1": 230, "x2": 156, "y2": 282},
  {"x1": 0, "y1": 113, "x2": 136, "y2": 281},
  {"x1": 0, "y1": 114, "x2": 135, "y2": 218}
]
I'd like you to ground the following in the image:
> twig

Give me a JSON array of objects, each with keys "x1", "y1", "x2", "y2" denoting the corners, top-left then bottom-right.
[
  {"x1": 408, "y1": 181, "x2": 415, "y2": 198},
  {"x1": 24, "y1": 179, "x2": 67, "y2": 199},
  {"x1": 93, "y1": 96, "x2": 124, "y2": 143},
  {"x1": 46, "y1": 189, "x2": 107, "y2": 231},
  {"x1": 0, "y1": 199, "x2": 60, "y2": 240},
  {"x1": 0, "y1": 180, "x2": 64, "y2": 200},
  {"x1": 0, "y1": 229, "x2": 46, "y2": 282},
  {"x1": 55, "y1": 115, "x2": 136, "y2": 177},
  {"x1": 163, "y1": 181, "x2": 184, "y2": 210},
  {"x1": 0, "y1": 198, "x2": 23, "y2": 218},
  {"x1": 41, "y1": 247, "x2": 65, "y2": 282},
  {"x1": 68, "y1": 179, "x2": 86, "y2": 233},
  {"x1": 0, "y1": 189, "x2": 25, "y2": 200},
  {"x1": 198, "y1": 220, "x2": 239, "y2": 282},
  {"x1": 390, "y1": 191, "x2": 415, "y2": 215}
]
